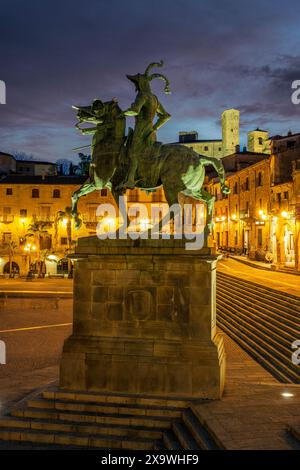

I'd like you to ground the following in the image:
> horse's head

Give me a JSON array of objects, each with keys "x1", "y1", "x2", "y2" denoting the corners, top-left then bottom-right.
[{"x1": 73, "y1": 99, "x2": 106, "y2": 125}]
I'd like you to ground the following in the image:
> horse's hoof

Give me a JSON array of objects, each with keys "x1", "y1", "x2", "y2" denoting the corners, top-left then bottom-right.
[{"x1": 74, "y1": 218, "x2": 82, "y2": 230}]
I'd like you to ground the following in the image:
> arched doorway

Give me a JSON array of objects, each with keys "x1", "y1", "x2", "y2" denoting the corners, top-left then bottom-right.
[
  {"x1": 284, "y1": 225, "x2": 295, "y2": 266},
  {"x1": 3, "y1": 261, "x2": 20, "y2": 275}
]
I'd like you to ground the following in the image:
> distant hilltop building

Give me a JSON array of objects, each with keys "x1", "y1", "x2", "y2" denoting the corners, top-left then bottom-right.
[
  {"x1": 178, "y1": 109, "x2": 271, "y2": 158},
  {"x1": 247, "y1": 128, "x2": 271, "y2": 154}
]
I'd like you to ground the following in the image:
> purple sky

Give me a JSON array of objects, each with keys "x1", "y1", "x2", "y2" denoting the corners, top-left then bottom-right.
[{"x1": 0, "y1": 0, "x2": 300, "y2": 162}]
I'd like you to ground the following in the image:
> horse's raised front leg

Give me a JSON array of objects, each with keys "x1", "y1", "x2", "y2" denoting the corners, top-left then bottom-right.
[
  {"x1": 71, "y1": 179, "x2": 96, "y2": 229},
  {"x1": 151, "y1": 186, "x2": 181, "y2": 235},
  {"x1": 183, "y1": 188, "x2": 215, "y2": 235}
]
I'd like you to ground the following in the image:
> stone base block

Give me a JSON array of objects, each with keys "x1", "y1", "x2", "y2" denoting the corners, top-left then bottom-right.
[
  {"x1": 60, "y1": 333, "x2": 225, "y2": 399},
  {"x1": 60, "y1": 237, "x2": 226, "y2": 399}
]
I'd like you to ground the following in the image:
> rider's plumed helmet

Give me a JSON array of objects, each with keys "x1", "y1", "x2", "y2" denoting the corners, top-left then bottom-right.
[{"x1": 126, "y1": 60, "x2": 171, "y2": 94}]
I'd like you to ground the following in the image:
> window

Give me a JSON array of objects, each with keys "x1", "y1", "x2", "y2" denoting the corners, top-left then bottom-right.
[
  {"x1": 257, "y1": 228, "x2": 263, "y2": 248},
  {"x1": 277, "y1": 193, "x2": 282, "y2": 205},
  {"x1": 204, "y1": 146, "x2": 208, "y2": 151},
  {"x1": 2, "y1": 232, "x2": 12, "y2": 244},
  {"x1": 258, "y1": 137, "x2": 263, "y2": 145},
  {"x1": 287, "y1": 140, "x2": 295, "y2": 148},
  {"x1": 218, "y1": 147, "x2": 222, "y2": 152},
  {"x1": 3, "y1": 207, "x2": 12, "y2": 222},
  {"x1": 53, "y1": 189, "x2": 60, "y2": 198},
  {"x1": 32, "y1": 188, "x2": 39, "y2": 198},
  {"x1": 6, "y1": 188, "x2": 13, "y2": 195},
  {"x1": 100, "y1": 189, "x2": 108, "y2": 197},
  {"x1": 20, "y1": 209, "x2": 27, "y2": 217},
  {"x1": 40, "y1": 235, "x2": 52, "y2": 250},
  {"x1": 40, "y1": 206, "x2": 51, "y2": 221},
  {"x1": 283, "y1": 191, "x2": 289, "y2": 200},
  {"x1": 245, "y1": 177, "x2": 249, "y2": 191},
  {"x1": 257, "y1": 172, "x2": 263, "y2": 187},
  {"x1": 233, "y1": 182, "x2": 238, "y2": 194},
  {"x1": 234, "y1": 231, "x2": 238, "y2": 245},
  {"x1": 259, "y1": 198, "x2": 262, "y2": 209},
  {"x1": 60, "y1": 237, "x2": 68, "y2": 245}
]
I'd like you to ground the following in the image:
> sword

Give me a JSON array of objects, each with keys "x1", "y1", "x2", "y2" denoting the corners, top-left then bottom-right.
[{"x1": 72, "y1": 144, "x2": 92, "y2": 151}]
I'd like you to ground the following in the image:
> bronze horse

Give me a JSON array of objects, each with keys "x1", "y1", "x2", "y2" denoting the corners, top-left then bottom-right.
[{"x1": 71, "y1": 99, "x2": 230, "y2": 233}]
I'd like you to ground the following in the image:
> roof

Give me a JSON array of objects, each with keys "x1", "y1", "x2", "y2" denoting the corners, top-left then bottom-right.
[
  {"x1": 170, "y1": 139, "x2": 222, "y2": 144},
  {"x1": 0, "y1": 151, "x2": 16, "y2": 160},
  {"x1": 16, "y1": 160, "x2": 57, "y2": 166},
  {"x1": 269, "y1": 132, "x2": 300, "y2": 140},
  {"x1": 0, "y1": 175, "x2": 86, "y2": 185},
  {"x1": 249, "y1": 128, "x2": 268, "y2": 133}
]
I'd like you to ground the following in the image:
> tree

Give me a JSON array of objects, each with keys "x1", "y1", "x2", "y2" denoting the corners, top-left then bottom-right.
[
  {"x1": 75, "y1": 153, "x2": 91, "y2": 176},
  {"x1": 26, "y1": 222, "x2": 50, "y2": 276},
  {"x1": 55, "y1": 207, "x2": 76, "y2": 274},
  {"x1": 6, "y1": 240, "x2": 18, "y2": 278}
]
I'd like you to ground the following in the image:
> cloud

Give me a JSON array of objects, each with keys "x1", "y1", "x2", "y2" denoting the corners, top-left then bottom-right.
[{"x1": 0, "y1": 0, "x2": 300, "y2": 158}]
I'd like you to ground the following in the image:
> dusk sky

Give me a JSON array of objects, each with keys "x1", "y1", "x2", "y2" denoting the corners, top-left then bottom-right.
[{"x1": 1, "y1": 0, "x2": 300, "y2": 162}]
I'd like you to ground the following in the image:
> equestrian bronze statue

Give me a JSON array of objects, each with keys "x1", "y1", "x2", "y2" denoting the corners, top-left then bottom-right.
[{"x1": 71, "y1": 61, "x2": 230, "y2": 233}]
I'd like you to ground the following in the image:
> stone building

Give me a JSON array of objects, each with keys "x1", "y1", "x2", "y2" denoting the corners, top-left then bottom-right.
[
  {"x1": 221, "y1": 109, "x2": 239, "y2": 157},
  {"x1": 177, "y1": 109, "x2": 240, "y2": 158},
  {"x1": 16, "y1": 160, "x2": 57, "y2": 176},
  {"x1": 178, "y1": 131, "x2": 223, "y2": 158},
  {"x1": 247, "y1": 128, "x2": 271, "y2": 154},
  {"x1": 206, "y1": 132, "x2": 300, "y2": 271},
  {"x1": 0, "y1": 174, "x2": 164, "y2": 276},
  {"x1": 0, "y1": 152, "x2": 16, "y2": 175}
]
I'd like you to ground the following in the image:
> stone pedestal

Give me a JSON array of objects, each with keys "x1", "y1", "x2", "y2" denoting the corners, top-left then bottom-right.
[{"x1": 60, "y1": 237, "x2": 225, "y2": 399}]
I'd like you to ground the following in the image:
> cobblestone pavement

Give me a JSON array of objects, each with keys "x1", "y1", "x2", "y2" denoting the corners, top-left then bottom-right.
[{"x1": 218, "y1": 257, "x2": 300, "y2": 297}]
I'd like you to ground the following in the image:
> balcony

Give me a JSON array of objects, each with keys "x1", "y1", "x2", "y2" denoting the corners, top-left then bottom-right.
[
  {"x1": 82, "y1": 214, "x2": 98, "y2": 228},
  {"x1": 270, "y1": 199, "x2": 290, "y2": 214},
  {"x1": 0, "y1": 215, "x2": 14, "y2": 224},
  {"x1": 33, "y1": 215, "x2": 55, "y2": 225}
]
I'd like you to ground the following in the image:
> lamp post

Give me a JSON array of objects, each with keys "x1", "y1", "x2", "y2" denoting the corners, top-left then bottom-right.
[{"x1": 24, "y1": 243, "x2": 36, "y2": 278}]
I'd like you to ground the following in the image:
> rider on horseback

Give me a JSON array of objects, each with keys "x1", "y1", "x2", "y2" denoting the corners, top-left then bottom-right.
[{"x1": 119, "y1": 60, "x2": 171, "y2": 189}]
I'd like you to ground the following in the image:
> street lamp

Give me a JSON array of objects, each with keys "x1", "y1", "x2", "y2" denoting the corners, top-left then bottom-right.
[{"x1": 24, "y1": 243, "x2": 36, "y2": 278}]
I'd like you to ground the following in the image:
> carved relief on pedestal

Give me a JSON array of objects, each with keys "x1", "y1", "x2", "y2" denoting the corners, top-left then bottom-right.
[{"x1": 125, "y1": 288, "x2": 155, "y2": 321}]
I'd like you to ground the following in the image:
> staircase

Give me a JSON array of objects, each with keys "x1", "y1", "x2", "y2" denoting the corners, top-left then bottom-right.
[
  {"x1": 0, "y1": 389, "x2": 221, "y2": 450},
  {"x1": 287, "y1": 425, "x2": 300, "y2": 449},
  {"x1": 217, "y1": 271, "x2": 300, "y2": 383}
]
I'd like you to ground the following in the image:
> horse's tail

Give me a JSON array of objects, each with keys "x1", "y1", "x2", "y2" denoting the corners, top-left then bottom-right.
[{"x1": 198, "y1": 155, "x2": 229, "y2": 194}]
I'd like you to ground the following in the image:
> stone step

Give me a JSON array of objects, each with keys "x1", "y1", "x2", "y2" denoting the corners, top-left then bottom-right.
[
  {"x1": 26, "y1": 397, "x2": 183, "y2": 419},
  {"x1": 0, "y1": 426, "x2": 157, "y2": 449},
  {"x1": 43, "y1": 389, "x2": 188, "y2": 409},
  {"x1": 162, "y1": 430, "x2": 181, "y2": 450},
  {"x1": 217, "y1": 271, "x2": 300, "y2": 307},
  {"x1": 217, "y1": 272, "x2": 300, "y2": 311},
  {"x1": 217, "y1": 303, "x2": 299, "y2": 382},
  {"x1": 12, "y1": 407, "x2": 172, "y2": 429},
  {"x1": 217, "y1": 300, "x2": 299, "y2": 374},
  {"x1": 217, "y1": 290, "x2": 299, "y2": 346},
  {"x1": 172, "y1": 421, "x2": 200, "y2": 450},
  {"x1": 182, "y1": 409, "x2": 222, "y2": 450},
  {"x1": 217, "y1": 295, "x2": 299, "y2": 357},
  {"x1": 217, "y1": 282, "x2": 300, "y2": 327},
  {"x1": 0, "y1": 416, "x2": 164, "y2": 440},
  {"x1": 287, "y1": 425, "x2": 300, "y2": 448},
  {"x1": 217, "y1": 311, "x2": 295, "y2": 383}
]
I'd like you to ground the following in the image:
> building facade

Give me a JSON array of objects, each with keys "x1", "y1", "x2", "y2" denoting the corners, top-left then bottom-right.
[
  {"x1": 0, "y1": 174, "x2": 165, "y2": 276},
  {"x1": 206, "y1": 133, "x2": 300, "y2": 270}
]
